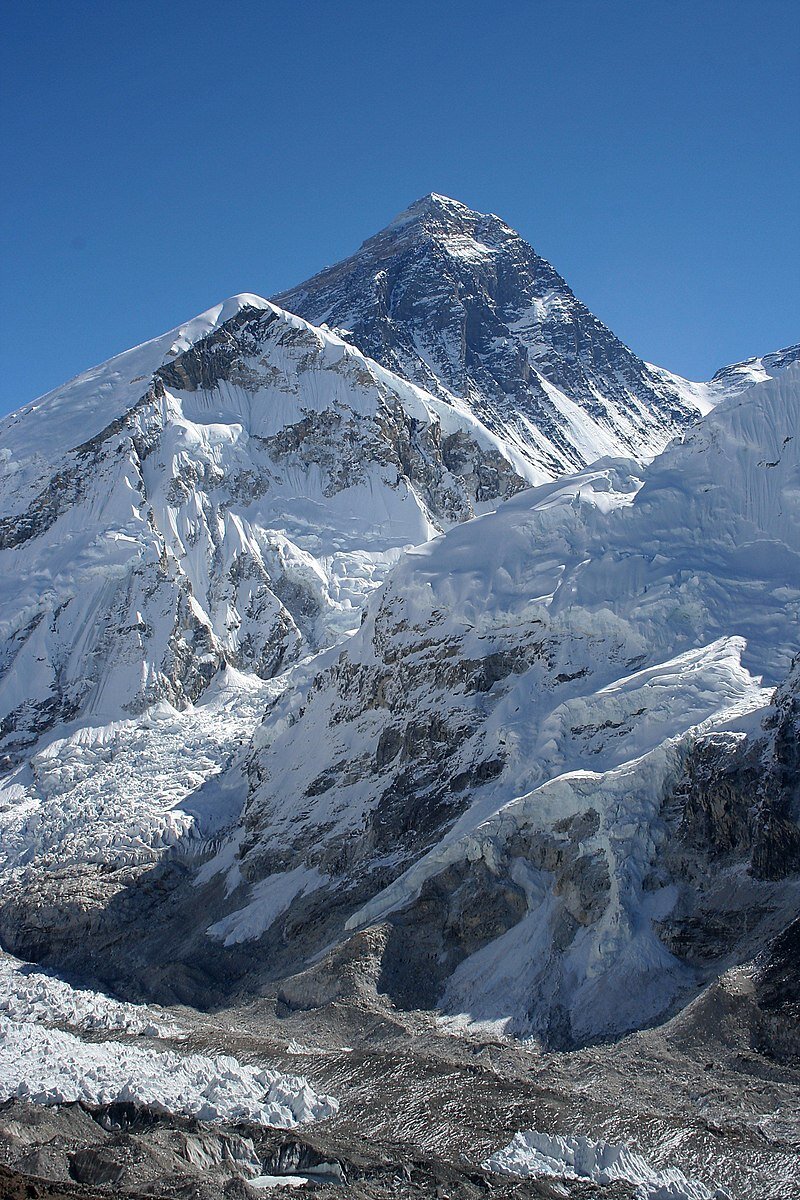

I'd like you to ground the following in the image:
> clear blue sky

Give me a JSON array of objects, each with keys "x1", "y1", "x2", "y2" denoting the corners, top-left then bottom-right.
[{"x1": 1, "y1": 0, "x2": 798, "y2": 412}]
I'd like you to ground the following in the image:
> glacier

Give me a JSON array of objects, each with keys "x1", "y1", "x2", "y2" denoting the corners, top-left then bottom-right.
[{"x1": 484, "y1": 1129, "x2": 726, "y2": 1199}]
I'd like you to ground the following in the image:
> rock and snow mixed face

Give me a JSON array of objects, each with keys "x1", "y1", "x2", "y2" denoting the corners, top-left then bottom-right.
[
  {"x1": 277, "y1": 193, "x2": 710, "y2": 481},
  {"x1": 704, "y1": 342, "x2": 800, "y2": 399},
  {"x1": 0, "y1": 295, "x2": 527, "y2": 769},
  {"x1": 214, "y1": 364, "x2": 800, "y2": 1044},
  {"x1": 0, "y1": 195, "x2": 797, "y2": 1065}
]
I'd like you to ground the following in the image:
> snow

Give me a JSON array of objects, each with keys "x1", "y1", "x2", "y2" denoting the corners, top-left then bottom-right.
[
  {"x1": 484, "y1": 1130, "x2": 726, "y2": 1199},
  {"x1": 652, "y1": 343, "x2": 800, "y2": 417},
  {"x1": 0, "y1": 294, "x2": 536, "y2": 778},
  {"x1": 249, "y1": 1176, "x2": 310, "y2": 1189},
  {"x1": 0, "y1": 294, "x2": 273, "y2": 478},
  {"x1": 441, "y1": 233, "x2": 496, "y2": 262},
  {"x1": 0, "y1": 945, "x2": 338, "y2": 1128},
  {"x1": 707, "y1": 343, "x2": 800, "y2": 397},
  {"x1": 0, "y1": 1014, "x2": 338, "y2": 1127},
  {"x1": 237, "y1": 365, "x2": 799, "y2": 1040},
  {"x1": 207, "y1": 864, "x2": 329, "y2": 946},
  {"x1": 1, "y1": 223, "x2": 798, "y2": 1072},
  {"x1": 0, "y1": 951, "x2": 178, "y2": 1037},
  {"x1": 382, "y1": 192, "x2": 483, "y2": 232},
  {"x1": 277, "y1": 192, "x2": 722, "y2": 489},
  {"x1": 0, "y1": 668, "x2": 280, "y2": 878},
  {"x1": 364, "y1": 365, "x2": 800, "y2": 684},
  {"x1": 348, "y1": 641, "x2": 766, "y2": 1040},
  {"x1": 0, "y1": 284, "x2": 541, "y2": 890}
]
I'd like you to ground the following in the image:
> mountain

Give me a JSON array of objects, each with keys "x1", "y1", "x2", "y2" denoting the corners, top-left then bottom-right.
[
  {"x1": 0, "y1": 196, "x2": 756, "y2": 771},
  {"x1": 0, "y1": 200, "x2": 798, "y2": 1200},
  {"x1": 705, "y1": 341, "x2": 800, "y2": 397},
  {"x1": 276, "y1": 193, "x2": 711, "y2": 481},
  {"x1": 201, "y1": 361, "x2": 800, "y2": 1046},
  {"x1": 0, "y1": 198, "x2": 796, "y2": 1038},
  {"x1": 0, "y1": 295, "x2": 527, "y2": 768}
]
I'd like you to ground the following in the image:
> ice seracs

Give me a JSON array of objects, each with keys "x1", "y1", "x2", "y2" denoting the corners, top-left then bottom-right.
[
  {"x1": 0, "y1": 1016, "x2": 338, "y2": 1127},
  {"x1": 484, "y1": 1129, "x2": 726, "y2": 1199},
  {"x1": 0, "y1": 944, "x2": 338, "y2": 1129},
  {"x1": 0, "y1": 949, "x2": 178, "y2": 1037}
]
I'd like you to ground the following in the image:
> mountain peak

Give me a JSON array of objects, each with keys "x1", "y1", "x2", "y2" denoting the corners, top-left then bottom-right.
[
  {"x1": 276, "y1": 199, "x2": 704, "y2": 480},
  {"x1": 380, "y1": 192, "x2": 511, "y2": 244},
  {"x1": 389, "y1": 191, "x2": 481, "y2": 224}
]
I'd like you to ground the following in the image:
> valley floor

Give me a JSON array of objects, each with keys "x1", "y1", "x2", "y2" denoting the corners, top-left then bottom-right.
[{"x1": 1, "y1": 967, "x2": 798, "y2": 1200}]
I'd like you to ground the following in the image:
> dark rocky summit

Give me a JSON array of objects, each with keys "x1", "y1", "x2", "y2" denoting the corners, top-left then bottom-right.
[{"x1": 277, "y1": 193, "x2": 702, "y2": 478}]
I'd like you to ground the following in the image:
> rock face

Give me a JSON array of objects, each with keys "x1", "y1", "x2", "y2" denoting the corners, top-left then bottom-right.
[
  {"x1": 277, "y1": 193, "x2": 708, "y2": 480},
  {"x1": 645, "y1": 655, "x2": 800, "y2": 994},
  {"x1": 201, "y1": 363, "x2": 800, "y2": 1047},
  {"x1": 0, "y1": 296, "x2": 527, "y2": 767}
]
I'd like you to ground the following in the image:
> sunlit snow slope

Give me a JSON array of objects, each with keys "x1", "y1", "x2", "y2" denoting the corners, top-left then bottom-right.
[{"x1": 0, "y1": 295, "x2": 528, "y2": 771}]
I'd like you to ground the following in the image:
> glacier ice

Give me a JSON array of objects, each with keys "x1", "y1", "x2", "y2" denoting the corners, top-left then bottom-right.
[{"x1": 484, "y1": 1129, "x2": 727, "y2": 1199}]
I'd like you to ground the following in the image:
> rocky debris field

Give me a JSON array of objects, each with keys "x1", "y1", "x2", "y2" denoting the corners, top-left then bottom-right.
[{"x1": 1, "y1": 954, "x2": 797, "y2": 1200}]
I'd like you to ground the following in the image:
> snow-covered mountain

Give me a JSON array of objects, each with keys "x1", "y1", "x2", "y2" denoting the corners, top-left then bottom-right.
[
  {"x1": 0, "y1": 294, "x2": 528, "y2": 768},
  {"x1": 277, "y1": 193, "x2": 711, "y2": 481},
  {"x1": 201, "y1": 359, "x2": 800, "y2": 1045},
  {"x1": 705, "y1": 342, "x2": 800, "y2": 398},
  {"x1": 0, "y1": 196, "x2": 753, "y2": 773},
  {"x1": 0, "y1": 197, "x2": 797, "y2": 1065}
]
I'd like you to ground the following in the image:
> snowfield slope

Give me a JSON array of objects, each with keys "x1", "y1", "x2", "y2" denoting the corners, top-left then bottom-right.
[
  {"x1": 277, "y1": 193, "x2": 711, "y2": 481},
  {"x1": 210, "y1": 362, "x2": 800, "y2": 1045}
]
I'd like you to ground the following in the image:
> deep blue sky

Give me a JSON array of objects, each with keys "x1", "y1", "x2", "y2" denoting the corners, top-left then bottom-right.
[{"x1": 2, "y1": 0, "x2": 798, "y2": 412}]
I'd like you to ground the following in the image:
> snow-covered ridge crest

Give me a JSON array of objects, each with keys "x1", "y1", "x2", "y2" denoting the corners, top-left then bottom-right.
[
  {"x1": 708, "y1": 341, "x2": 800, "y2": 395},
  {"x1": 0, "y1": 294, "x2": 530, "y2": 769},
  {"x1": 1, "y1": 294, "x2": 273, "y2": 467}
]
